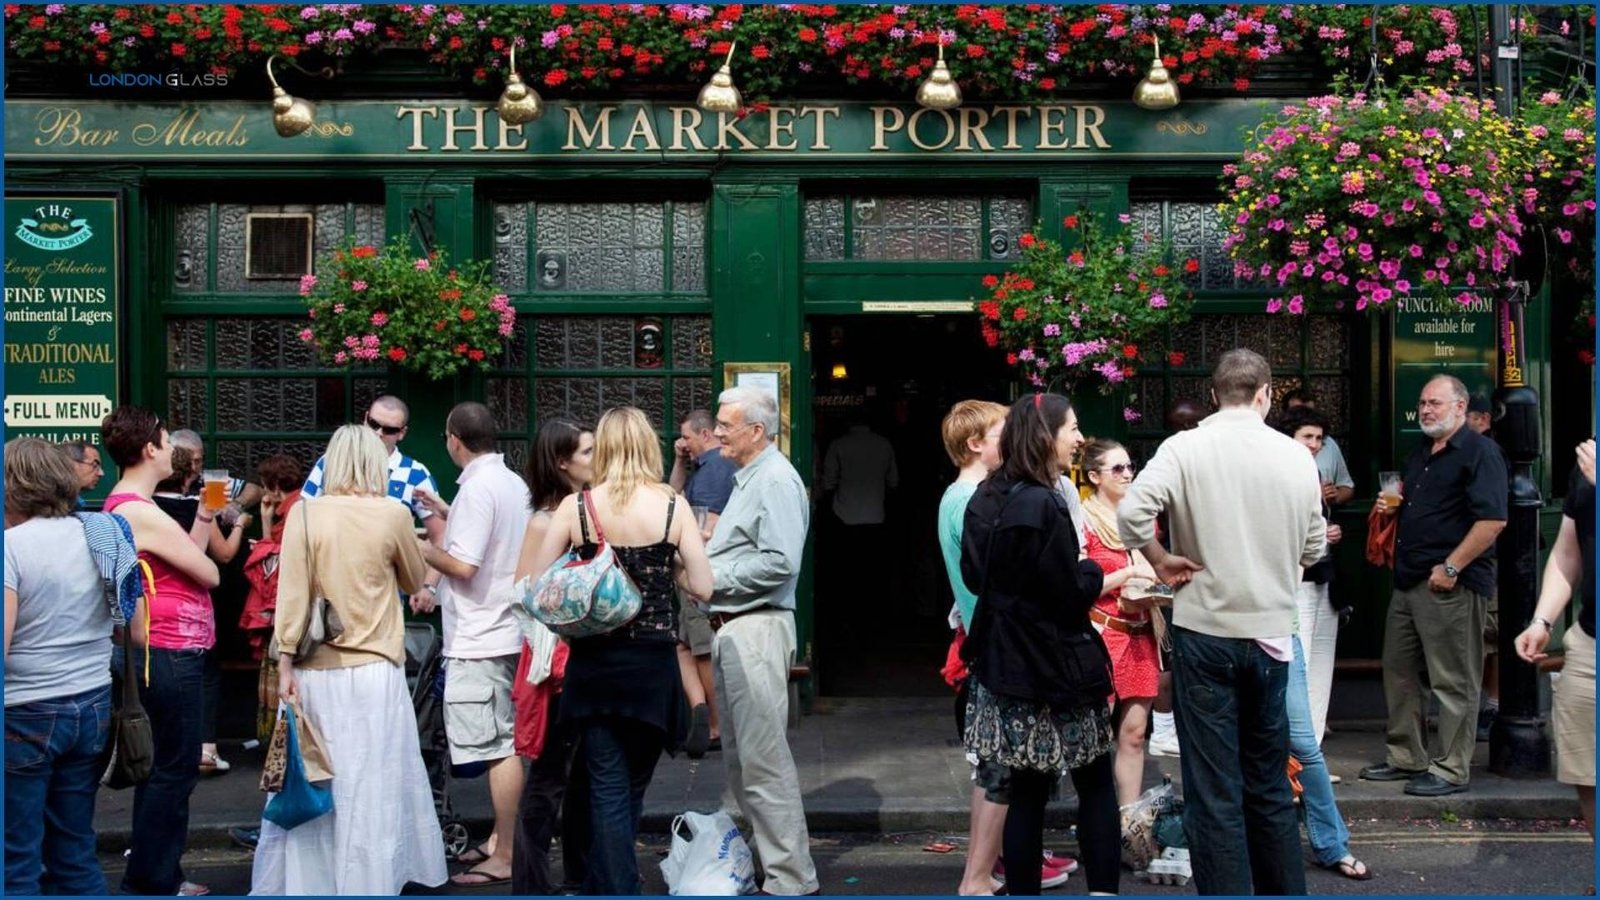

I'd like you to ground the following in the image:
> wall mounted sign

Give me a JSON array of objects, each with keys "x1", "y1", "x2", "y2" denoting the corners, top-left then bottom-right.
[
  {"x1": 6, "y1": 99, "x2": 1277, "y2": 162},
  {"x1": 4, "y1": 192, "x2": 122, "y2": 503},
  {"x1": 1390, "y1": 294, "x2": 1497, "y2": 452},
  {"x1": 723, "y1": 361, "x2": 792, "y2": 458}
]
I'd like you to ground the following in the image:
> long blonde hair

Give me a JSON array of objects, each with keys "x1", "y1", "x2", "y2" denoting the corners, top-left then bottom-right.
[
  {"x1": 320, "y1": 424, "x2": 388, "y2": 497},
  {"x1": 591, "y1": 406, "x2": 666, "y2": 512}
]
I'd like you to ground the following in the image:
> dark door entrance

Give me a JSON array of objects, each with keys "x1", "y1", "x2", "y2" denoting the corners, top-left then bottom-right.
[{"x1": 808, "y1": 314, "x2": 1014, "y2": 696}]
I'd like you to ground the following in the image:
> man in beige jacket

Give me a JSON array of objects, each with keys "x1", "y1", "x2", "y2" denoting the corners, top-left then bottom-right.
[{"x1": 1117, "y1": 348, "x2": 1326, "y2": 896}]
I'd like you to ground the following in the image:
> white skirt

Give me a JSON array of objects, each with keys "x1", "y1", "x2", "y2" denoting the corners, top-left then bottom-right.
[{"x1": 250, "y1": 661, "x2": 448, "y2": 896}]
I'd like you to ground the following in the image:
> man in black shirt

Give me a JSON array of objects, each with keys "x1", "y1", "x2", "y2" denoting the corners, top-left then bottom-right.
[
  {"x1": 1360, "y1": 375, "x2": 1508, "y2": 796},
  {"x1": 1515, "y1": 440, "x2": 1597, "y2": 850}
]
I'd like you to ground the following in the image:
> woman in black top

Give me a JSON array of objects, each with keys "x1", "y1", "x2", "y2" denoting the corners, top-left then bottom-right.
[
  {"x1": 525, "y1": 406, "x2": 713, "y2": 895},
  {"x1": 961, "y1": 393, "x2": 1120, "y2": 896}
]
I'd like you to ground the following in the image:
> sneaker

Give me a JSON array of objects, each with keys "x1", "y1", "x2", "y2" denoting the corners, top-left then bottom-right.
[
  {"x1": 1041, "y1": 852, "x2": 1079, "y2": 874},
  {"x1": 992, "y1": 860, "x2": 1071, "y2": 890},
  {"x1": 176, "y1": 883, "x2": 210, "y2": 896},
  {"x1": 228, "y1": 826, "x2": 260, "y2": 850},
  {"x1": 1148, "y1": 733, "x2": 1181, "y2": 757}
]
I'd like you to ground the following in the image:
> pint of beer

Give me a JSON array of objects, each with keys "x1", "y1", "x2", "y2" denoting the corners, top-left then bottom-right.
[
  {"x1": 1378, "y1": 470, "x2": 1402, "y2": 509},
  {"x1": 202, "y1": 469, "x2": 230, "y2": 511}
]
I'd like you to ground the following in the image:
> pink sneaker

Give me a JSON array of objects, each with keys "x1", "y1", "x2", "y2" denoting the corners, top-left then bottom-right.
[
  {"x1": 1042, "y1": 851, "x2": 1079, "y2": 874},
  {"x1": 992, "y1": 860, "x2": 1071, "y2": 890}
]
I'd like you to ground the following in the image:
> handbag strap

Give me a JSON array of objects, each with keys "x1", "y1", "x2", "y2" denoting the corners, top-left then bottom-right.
[
  {"x1": 578, "y1": 490, "x2": 607, "y2": 544},
  {"x1": 299, "y1": 499, "x2": 320, "y2": 637}
]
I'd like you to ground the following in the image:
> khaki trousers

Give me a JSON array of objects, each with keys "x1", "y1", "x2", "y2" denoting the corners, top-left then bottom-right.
[
  {"x1": 1382, "y1": 581, "x2": 1487, "y2": 784},
  {"x1": 711, "y1": 609, "x2": 819, "y2": 896}
]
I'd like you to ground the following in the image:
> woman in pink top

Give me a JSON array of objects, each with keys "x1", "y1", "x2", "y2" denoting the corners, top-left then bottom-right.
[{"x1": 99, "y1": 406, "x2": 220, "y2": 897}]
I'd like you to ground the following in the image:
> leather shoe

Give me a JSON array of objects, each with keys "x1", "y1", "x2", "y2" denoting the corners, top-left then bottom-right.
[
  {"x1": 1404, "y1": 773, "x2": 1468, "y2": 796},
  {"x1": 1359, "y1": 762, "x2": 1426, "y2": 781}
]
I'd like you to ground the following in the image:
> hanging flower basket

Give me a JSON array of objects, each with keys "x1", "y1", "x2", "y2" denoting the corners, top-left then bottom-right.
[
  {"x1": 1219, "y1": 85, "x2": 1537, "y2": 314},
  {"x1": 978, "y1": 213, "x2": 1197, "y2": 421},
  {"x1": 299, "y1": 240, "x2": 517, "y2": 381}
]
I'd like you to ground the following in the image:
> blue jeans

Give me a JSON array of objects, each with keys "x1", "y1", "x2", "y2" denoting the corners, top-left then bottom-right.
[
  {"x1": 1171, "y1": 626, "x2": 1306, "y2": 896},
  {"x1": 1288, "y1": 635, "x2": 1351, "y2": 867},
  {"x1": 579, "y1": 718, "x2": 664, "y2": 896},
  {"x1": 112, "y1": 646, "x2": 207, "y2": 896},
  {"x1": 4, "y1": 684, "x2": 113, "y2": 895}
]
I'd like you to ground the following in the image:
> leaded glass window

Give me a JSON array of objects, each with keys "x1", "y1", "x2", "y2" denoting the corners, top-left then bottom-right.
[
  {"x1": 491, "y1": 201, "x2": 706, "y2": 295},
  {"x1": 173, "y1": 202, "x2": 384, "y2": 293},
  {"x1": 486, "y1": 315, "x2": 714, "y2": 473},
  {"x1": 1129, "y1": 200, "x2": 1241, "y2": 291},
  {"x1": 803, "y1": 193, "x2": 1032, "y2": 261}
]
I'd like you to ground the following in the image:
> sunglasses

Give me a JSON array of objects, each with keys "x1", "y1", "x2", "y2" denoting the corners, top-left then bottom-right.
[
  {"x1": 366, "y1": 416, "x2": 405, "y2": 436},
  {"x1": 1099, "y1": 463, "x2": 1137, "y2": 476}
]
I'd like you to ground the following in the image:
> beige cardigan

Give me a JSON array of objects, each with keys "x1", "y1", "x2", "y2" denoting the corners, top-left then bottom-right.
[
  {"x1": 1116, "y1": 408, "x2": 1327, "y2": 640},
  {"x1": 274, "y1": 495, "x2": 426, "y2": 669}
]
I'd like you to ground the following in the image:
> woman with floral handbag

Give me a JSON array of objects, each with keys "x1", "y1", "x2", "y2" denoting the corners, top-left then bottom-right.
[{"x1": 249, "y1": 425, "x2": 445, "y2": 896}]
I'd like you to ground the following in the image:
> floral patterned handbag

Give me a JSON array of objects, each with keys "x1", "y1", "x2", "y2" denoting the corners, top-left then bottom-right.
[{"x1": 518, "y1": 490, "x2": 643, "y2": 639}]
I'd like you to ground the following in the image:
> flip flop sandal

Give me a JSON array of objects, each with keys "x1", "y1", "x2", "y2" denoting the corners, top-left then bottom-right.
[
  {"x1": 454, "y1": 845, "x2": 492, "y2": 866},
  {"x1": 1325, "y1": 857, "x2": 1373, "y2": 881},
  {"x1": 450, "y1": 865, "x2": 511, "y2": 887}
]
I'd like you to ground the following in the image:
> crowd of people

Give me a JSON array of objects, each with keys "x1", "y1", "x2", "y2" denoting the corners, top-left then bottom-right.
[{"x1": 3, "y1": 346, "x2": 1593, "y2": 897}]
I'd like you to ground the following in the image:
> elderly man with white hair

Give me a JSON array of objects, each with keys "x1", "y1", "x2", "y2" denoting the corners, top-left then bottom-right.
[{"x1": 703, "y1": 386, "x2": 819, "y2": 897}]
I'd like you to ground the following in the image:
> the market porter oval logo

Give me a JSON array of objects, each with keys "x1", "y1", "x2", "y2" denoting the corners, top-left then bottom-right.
[{"x1": 15, "y1": 202, "x2": 93, "y2": 251}]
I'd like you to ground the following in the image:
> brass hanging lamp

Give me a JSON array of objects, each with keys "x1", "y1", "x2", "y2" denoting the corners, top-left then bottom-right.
[
  {"x1": 1133, "y1": 35, "x2": 1181, "y2": 110},
  {"x1": 916, "y1": 39, "x2": 962, "y2": 110},
  {"x1": 266, "y1": 54, "x2": 316, "y2": 137},
  {"x1": 697, "y1": 41, "x2": 742, "y2": 114},
  {"x1": 497, "y1": 44, "x2": 544, "y2": 125}
]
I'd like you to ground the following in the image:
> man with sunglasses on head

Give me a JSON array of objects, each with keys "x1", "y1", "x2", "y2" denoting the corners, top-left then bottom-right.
[{"x1": 302, "y1": 394, "x2": 446, "y2": 555}]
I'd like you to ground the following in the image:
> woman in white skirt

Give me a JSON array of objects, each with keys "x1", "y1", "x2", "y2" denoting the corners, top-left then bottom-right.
[{"x1": 251, "y1": 425, "x2": 447, "y2": 896}]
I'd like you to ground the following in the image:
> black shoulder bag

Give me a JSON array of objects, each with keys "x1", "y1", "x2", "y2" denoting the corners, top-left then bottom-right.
[{"x1": 99, "y1": 571, "x2": 154, "y2": 789}]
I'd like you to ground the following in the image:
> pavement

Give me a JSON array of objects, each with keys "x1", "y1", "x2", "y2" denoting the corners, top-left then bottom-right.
[{"x1": 93, "y1": 696, "x2": 1580, "y2": 853}]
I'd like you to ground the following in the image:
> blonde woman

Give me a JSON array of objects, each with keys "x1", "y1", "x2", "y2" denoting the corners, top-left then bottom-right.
[
  {"x1": 525, "y1": 406, "x2": 713, "y2": 895},
  {"x1": 250, "y1": 425, "x2": 446, "y2": 896}
]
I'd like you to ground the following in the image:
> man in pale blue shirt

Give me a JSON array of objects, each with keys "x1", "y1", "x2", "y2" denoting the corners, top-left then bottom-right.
[{"x1": 703, "y1": 386, "x2": 818, "y2": 897}]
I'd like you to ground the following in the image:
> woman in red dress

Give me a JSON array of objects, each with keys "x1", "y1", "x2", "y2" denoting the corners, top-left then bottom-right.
[{"x1": 1079, "y1": 439, "x2": 1163, "y2": 806}]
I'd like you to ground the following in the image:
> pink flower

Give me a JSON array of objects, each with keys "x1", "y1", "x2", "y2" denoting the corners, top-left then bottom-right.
[
  {"x1": 334, "y1": 351, "x2": 349, "y2": 364},
  {"x1": 350, "y1": 280, "x2": 368, "y2": 292},
  {"x1": 1286, "y1": 295, "x2": 1305, "y2": 315},
  {"x1": 414, "y1": 258, "x2": 431, "y2": 271},
  {"x1": 298, "y1": 274, "x2": 317, "y2": 296},
  {"x1": 371, "y1": 311, "x2": 389, "y2": 327},
  {"x1": 1122, "y1": 406, "x2": 1143, "y2": 424},
  {"x1": 343, "y1": 335, "x2": 359, "y2": 348},
  {"x1": 1148, "y1": 293, "x2": 1168, "y2": 309},
  {"x1": 1266, "y1": 298, "x2": 1284, "y2": 314},
  {"x1": 297, "y1": 328, "x2": 314, "y2": 342},
  {"x1": 332, "y1": 303, "x2": 346, "y2": 314}
]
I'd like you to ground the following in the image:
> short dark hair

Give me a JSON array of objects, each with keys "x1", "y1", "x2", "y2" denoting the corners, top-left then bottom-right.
[
  {"x1": 4, "y1": 437, "x2": 80, "y2": 519},
  {"x1": 998, "y1": 393, "x2": 1074, "y2": 487},
  {"x1": 101, "y1": 405, "x2": 164, "y2": 469},
  {"x1": 446, "y1": 402, "x2": 497, "y2": 453},
  {"x1": 155, "y1": 444, "x2": 197, "y2": 494},
  {"x1": 60, "y1": 439, "x2": 95, "y2": 464},
  {"x1": 1212, "y1": 349, "x2": 1271, "y2": 407},
  {"x1": 527, "y1": 416, "x2": 589, "y2": 511},
  {"x1": 1278, "y1": 406, "x2": 1329, "y2": 439},
  {"x1": 1281, "y1": 388, "x2": 1314, "y2": 411},
  {"x1": 255, "y1": 454, "x2": 307, "y2": 492},
  {"x1": 680, "y1": 409, "x2": 715, "y2": 434}
]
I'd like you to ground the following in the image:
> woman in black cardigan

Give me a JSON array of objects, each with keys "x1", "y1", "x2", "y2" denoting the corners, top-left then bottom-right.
[{"x1": 961, "y1": 393, "x2": 1120, "y2": 896}]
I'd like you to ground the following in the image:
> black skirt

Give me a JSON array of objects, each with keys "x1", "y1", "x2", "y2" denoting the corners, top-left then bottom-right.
[{"x1": 559, "y1": 636, "x2": 686, "y2": 751}]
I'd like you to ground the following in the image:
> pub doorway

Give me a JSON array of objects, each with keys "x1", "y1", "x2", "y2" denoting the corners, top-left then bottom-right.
[{"x1": 808, "y1": 314, "x2": 1014, "y2": 696}]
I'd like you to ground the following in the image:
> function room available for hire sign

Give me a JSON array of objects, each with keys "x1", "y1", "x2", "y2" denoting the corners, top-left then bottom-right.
[{"x1": 4, "y1": 193, "x2": 121, "y2": 501}]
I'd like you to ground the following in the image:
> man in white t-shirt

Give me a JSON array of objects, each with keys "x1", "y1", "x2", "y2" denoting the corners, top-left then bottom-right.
[{"x1": 416, "y1": 402, "x2": 530, "y2": 886}]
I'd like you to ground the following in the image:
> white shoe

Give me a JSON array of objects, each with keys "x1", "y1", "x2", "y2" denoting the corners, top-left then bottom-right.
[
  {"x1": 1329, "y1": 774, "x2": 1342, "y2": 784},
  {"x1": 1148, "y1": 734, "x2": 1181, "y2": 757}
]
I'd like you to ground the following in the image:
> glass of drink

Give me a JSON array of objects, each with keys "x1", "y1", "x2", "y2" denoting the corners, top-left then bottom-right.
[
  {"x1": 691, "y1": 505, "x2": 710, "y2": 533},
  {"x1": 1378, "y1": 470, "x2": 1403, "y2": 509},
  {"x1": 201, "y1": 469, "x2": 230, "y2": 511}
]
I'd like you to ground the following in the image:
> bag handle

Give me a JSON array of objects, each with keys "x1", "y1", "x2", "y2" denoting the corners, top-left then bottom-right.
[
  {"x1": 297, "y1": 500, "x2": 321, "y2": 653},
  {"x1": 579, "y1": 490, "x2": 607, "y2": 545}
]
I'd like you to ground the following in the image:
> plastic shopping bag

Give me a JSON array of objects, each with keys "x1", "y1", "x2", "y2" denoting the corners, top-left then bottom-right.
[
  {"x1": 1120, "y1": 778, "x2": 1182, "y2": 871},
  {"x1": 262, "y1": 704, "x2": 334, "y2": 830},
  {"x1": 659, "y1": 811, "x2": 755, "y2": 896}
]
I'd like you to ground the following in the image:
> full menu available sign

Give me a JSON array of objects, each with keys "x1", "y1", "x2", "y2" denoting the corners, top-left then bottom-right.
[
  {"x1": 1391, "y1": 294, "x2": 1496, "y2": 443},
  {"x1": 4, "y1": 193, "x2": 121, "y2": 502}
]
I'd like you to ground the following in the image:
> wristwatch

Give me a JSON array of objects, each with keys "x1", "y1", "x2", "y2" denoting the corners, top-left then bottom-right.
[{"x1": 1442, "y1": 561, "x2": 1460, "y2": 579}]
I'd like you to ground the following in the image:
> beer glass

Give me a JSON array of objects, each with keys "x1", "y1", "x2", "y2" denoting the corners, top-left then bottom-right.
[
  {"x1": 202, "y1": 469, "x2": 230, "y2": 511},
  {"x1": 1378, "y1": 471, "x2": 1403, "y2": 509}
]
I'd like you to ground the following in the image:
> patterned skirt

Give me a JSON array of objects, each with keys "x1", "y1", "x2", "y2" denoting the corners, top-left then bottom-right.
[{"x1": 964, "y1": 678, "x2": 1115, "y2": 777}]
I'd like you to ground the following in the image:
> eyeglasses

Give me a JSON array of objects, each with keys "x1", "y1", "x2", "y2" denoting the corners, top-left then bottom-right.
[
  {"x1": 1416, "y1": 399, "x2": 1457, "y2": 411},
  {"x1": 713, "y1": 420, "x2": 755, "y2": 436},
  {"x1": 1099, "y1": 463, "x2": 1137, "y2": 476},
  {"x1": 366, "y1": 416, "x2": 405, "y2": 436}
]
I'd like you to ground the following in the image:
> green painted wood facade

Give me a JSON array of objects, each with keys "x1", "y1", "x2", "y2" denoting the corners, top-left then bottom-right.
[{"x1": 5, "y1": 95, "x2": 1586, "y2": 669}]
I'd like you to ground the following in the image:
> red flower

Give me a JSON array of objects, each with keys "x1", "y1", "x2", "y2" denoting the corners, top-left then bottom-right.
[
  {"x1": 1039, "y1": 77, "x2": 1057, "y2": 91},
  {"x1": 751, "y1": 45, "x2": 771, "y2": 59},
  {"x1": 964, "y1": 43, "x2": 985, "y2": 58},
  {"x1": 138, "y1": 23, "x2": 155, "y2": 37},
  {"x1": 978, "y1": 300, "x2": 1001, "y2": 321},
  {"x1": 1184, "y1": 258, "x2": 1200, "y2": 273},
  {"x1": 1581, "y1": 350, "x2": 1597, "y2": 366},
  {"x1": 1068, "y1": 250, "x2": 1085, "y2": 266},
  {"x1": 265, "y1": 17, "x2": 290, "y2": 32},
  {"x1": 459, "y1": 308, "x2": 477, "y2": 322},
  {"x1": 1063, "y1": 215, "x2": 1079, "y2": 229},
  {"x1": 1018, "y1": 233, "x2": 1037, "y2": 249},
  {"x1": 165, "y1": 11, "x2": 184, "y2": 25},
  {"x1": 981, "y1": 274, "x2": 1000, "y2": 288},
  {"x1": 1168, "y1": 351, "x2": 1187, "y2": 367},
  {"x1": 439, "y1": 288, "x2": 463, "y2": 301},
  {"x1": 1153, "y1": 264, "x2": 1170, "y2": 276},
  {"x1": 1006, "y1": 353, "x2": 1019, "y2": 366},
  {"x1": 597, "y1": 36, "x2": 614, "y2": 51},
  {"x1": 171, "y1": 43, "x2": 187, "y2": 57},
  {"x1": 798, "y1": 26, "x2": 818, "y2": 42},
  {"x1": 468, "y1": 349, "x2": 486, "y2": 362},
  {"x1": 980, "y1": 322, "x2": 1000, "y2": 348},
  {"x1": 456, "y1": 343, "x2": 469, "y2": 354},
  {"x1": 352, "y1": 245, "x2": 377, "y2": 258},
  {"x1": 1234, "y1": 78, "x2": 1251, "y2": 93},
  {"x1": 1123, "y1": 344, "x2": 1139, "y2": 359},
  {"x1": 1015, "y1": 278, "x2": 1035, "y2": 291},
  {"x1": 1122, "y1": 365, "x2": 1136, "y2": 379},
  {"x1": 388, "y1": 347, "x2": 408, "y2": 362},
  {"x1": 434, "y1": 320, "x2": 448, "y2": 332},
  {"x1": 545, "y1": 70, "x2": 568, "y2": 87},
  {"x1": 1012, "y1": 307, "x2": 1029, "y2": 322}
]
